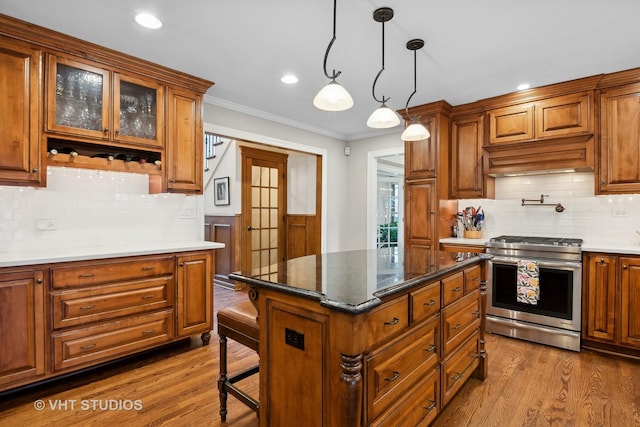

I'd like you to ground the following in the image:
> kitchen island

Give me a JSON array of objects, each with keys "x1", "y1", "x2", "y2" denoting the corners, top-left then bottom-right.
[{"x1": 229, "y1": 249, "x2": 489, "y2": 426}]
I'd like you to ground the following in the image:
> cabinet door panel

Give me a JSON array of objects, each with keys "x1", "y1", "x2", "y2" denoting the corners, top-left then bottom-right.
[
  {"x1": 451, "y1": 115, "x2": 483, "y2": 198},
  {"x1": 599, "y1": 84, "x2": 640, "y2": 193},
  {"x1": 0, "y1": 270, "x2": 45, "y2": 389},
  {"x1": 535, "y1": 93, "x2": 591, "y2": 139},
  {"x1": 584, "y1": 255, "x2": 616, "y2": 342},
  {"x1": 176, "y1": 252, "x2": 213, "y2": 337},
  {"x1": 405, "y1": 116, "x2": 436, "y2": 179},
  {"x1": 166, "y1": 87, "x2": 203, "y2": 192},
  {"x1": 621, "y1": 257, "x2": 640, "y2": 347},
  {"x1": 0, "y1": 37, "x2": 42, "y2": 185},
  {"x1": 46, "y1": 54, "x2": 110, "y2": 139},
  {"x1": 113, "y1": 73, "x2": 164, "y2": 148},
  {"x1": 487, "y1": 104, "x2": 533, "y2": 145}
]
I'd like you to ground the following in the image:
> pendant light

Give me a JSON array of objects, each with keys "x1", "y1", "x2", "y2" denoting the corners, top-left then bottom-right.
[
  {"x1": 313, "y1": 0, "x2": 353, "y2": 111},
  {"x1": 366, "y1": 7, "x2": 400, "y2": 129},
  {"x1": 401, "y1": 39, "x2": 431, "y2": 141}
]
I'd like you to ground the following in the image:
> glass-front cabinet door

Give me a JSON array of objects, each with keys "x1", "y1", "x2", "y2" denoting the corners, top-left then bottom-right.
[
  {"x1": 47, "y1": 54, "x2": 110, "y2": 140},
  {"x1": 47, "y1": 54, "x2": 163, "y2": 148},
  {"x1": 113, "y1": 73, "x2": 163, "y2": 148}
]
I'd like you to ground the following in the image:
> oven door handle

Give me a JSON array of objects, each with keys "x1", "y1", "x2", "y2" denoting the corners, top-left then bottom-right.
[{"x1": 489, "y1": 257, "x2": 582, "y2": 270}]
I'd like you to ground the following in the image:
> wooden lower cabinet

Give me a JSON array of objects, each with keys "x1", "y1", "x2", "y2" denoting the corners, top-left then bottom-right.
[
  {"x1": 0, "y1": 269, "x2": 45, "y2": 390},
  {"x1": 582, "y1": 252, "x2": 640, "y2": 357},
  {"x1": 0, "y1": 249, "x2": 214, "y2": 393}
]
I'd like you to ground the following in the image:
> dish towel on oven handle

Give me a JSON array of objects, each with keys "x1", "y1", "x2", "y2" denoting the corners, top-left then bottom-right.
[{"x1": 517, "y1": 259, "x2": 539, "y2": 305}]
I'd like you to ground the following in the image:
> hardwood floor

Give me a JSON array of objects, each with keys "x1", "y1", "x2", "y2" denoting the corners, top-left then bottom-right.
[{"x1": 1, "y1": 286, "x2": 639, "y2": 426}]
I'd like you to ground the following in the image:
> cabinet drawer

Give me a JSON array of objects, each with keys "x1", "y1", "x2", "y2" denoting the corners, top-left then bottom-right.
[
  {"x1": 52, "y1": 256, "x2": 174, "y2": 289},
  {"x1": 367, "y1": 296, "x2": 409, "y2": 347},
  {"x1": 52, "y1": 277, "x2": 174, "y2": 329},
  {"x1": 441, "y1": 331, "x2": 480, "y2": 406},
  {"x1": 464, "y1": 265, "x2": 482, "y2": 294},
  {"x1": 442, "y1": 290, "x2": 480, "y2": 356},
  {"x1": 410, "y1": 281, "x2": 441, "y2": 324},
  {"x1": 442, "y1": 271, "x2": 465, "y2": 306},
  {"x1": 487, "y1": 104, "x2": 534, "y2": 145},
  {"x1": 366, "y1": 317, "x2": 439, "y2": 421},
  {"x1": 371, "y1": 367, "x2": 439, "y2": 427},
  {"x1": 52, "y1": 310, "x2": 173, "y2": 371}
]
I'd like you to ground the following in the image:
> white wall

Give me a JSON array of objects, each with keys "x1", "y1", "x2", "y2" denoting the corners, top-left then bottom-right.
[
  {"x1": 0, "y1": 167, "x2": 203, "y2": 253},
  {"x1": 458, "y1": 172, "x2": 640, "y2": 246},
  {"x1": 342, "y1": 131, "x2": 404, "y2": 250},
  {"x1": 203, "y1": 102, "x2": 349, "y2": 253}
]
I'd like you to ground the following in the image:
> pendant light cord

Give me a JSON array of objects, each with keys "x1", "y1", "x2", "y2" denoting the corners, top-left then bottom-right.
[
  {"x1": 322, "y1": 0, "x2": 341, "y2": 80},
  {"x1": 404, "y1": 47, "x2": 418, "y2": 118},
  {"x1": 371, "y1": 8, "x2": 394, "y2": 105}
]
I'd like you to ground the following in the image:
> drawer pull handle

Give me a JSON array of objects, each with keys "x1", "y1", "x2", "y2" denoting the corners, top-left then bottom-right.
[
  {"x1": 141, "y1": 295, "x2": 155, "y2": 300},
  {"x1": 452, "y1": 372, "x2": 463, "y2": 381},
  {"x1": 141, "y1": 266, "x2": 155, "y2": 271},
  {"x1": 79, "y1": 305, "x2": 96, "y2": 310},
  {"x1": 472, "y1": 277, "x2": 480, "y2": 282},
  {"x1": 423, "y1": 400, "x2": 436, "y2": 412},
  {"x1": 142, "y1": 329, "x2": 156, "y2": 335},
  {"x1": 384, "y1": 371, "x2": 400, "y2": 382},
  {"x1": 424, "y1": 299, "x2": 436, "y2": 306},
  {"x1": 452, "y1": 287, "x2": 462, "y2": 292},
  {"x1": 78, "y1": 273, "x2": 95, "y2": 278},
  {"x1": 453, "y1": 323, "x2": 462, "y2": 330},
  {"x1": 81, "y1": 343, "x2": 96, "y2": 350},
  {"x1": 384, "y1": 317, "x2": 400, "y2": 326},
  {"x1": 425, "y1": 344, "x2": 437, "y2": 353}
]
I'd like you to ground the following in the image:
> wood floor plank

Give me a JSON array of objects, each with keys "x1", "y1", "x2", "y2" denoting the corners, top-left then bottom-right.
[{"x1": 1, "y1": 286, "x2": 639, "y2": 426}]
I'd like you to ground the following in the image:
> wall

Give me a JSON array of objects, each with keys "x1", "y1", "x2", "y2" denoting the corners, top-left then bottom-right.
[
  {"x1": 203, "y1": 102, "x2": 349, "y2": 253},
  {"x1": 458, "y1": 172, "x2": 640, "y2": 246},
  {"x1": 0, "y1": 167, "x2": 203, "y2": 253}
]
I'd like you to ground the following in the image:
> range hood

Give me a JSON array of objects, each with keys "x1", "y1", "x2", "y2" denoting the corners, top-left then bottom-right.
[{"x1": 484, "y1": 135, "x2": 594, "y2": 177}]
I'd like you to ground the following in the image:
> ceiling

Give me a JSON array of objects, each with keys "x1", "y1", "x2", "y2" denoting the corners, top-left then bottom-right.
[{"x1": 2, "y1": 1, "x2": 640, "y2": 141}]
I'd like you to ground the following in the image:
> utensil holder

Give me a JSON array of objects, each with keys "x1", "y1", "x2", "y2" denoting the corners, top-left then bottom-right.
[{"x1": 464, "y1": 230, "x2": 483, "y2": 239}]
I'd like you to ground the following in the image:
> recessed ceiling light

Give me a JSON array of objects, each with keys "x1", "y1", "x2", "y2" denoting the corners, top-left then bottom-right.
[
  {"x1": 135, "y1": 13, "x2": 163, "y2": 29},
  {"x1": 280, "y1": 74, "x2": 298, "y2": 84},
  {"x1": 517, "y1": 83, "x2": 530, "y2": 91}
]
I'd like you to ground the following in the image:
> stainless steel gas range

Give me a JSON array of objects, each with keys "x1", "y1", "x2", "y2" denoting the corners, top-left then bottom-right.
[{"x1": 485, "y1": 235, "x2": 583, "y2": 351}]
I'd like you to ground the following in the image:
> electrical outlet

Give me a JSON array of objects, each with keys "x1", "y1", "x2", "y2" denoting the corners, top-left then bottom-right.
[
  {"x1": 36, "y1": 219, "x2": 57, "y2": 230},
  {"x1": 612, "y1": 208, "x2": 629, "y2": 218}
]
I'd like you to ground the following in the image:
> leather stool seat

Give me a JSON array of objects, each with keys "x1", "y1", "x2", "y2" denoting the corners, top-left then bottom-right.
[{"x1": 217, "y1": 299, "x2": 259, "y2": 421}]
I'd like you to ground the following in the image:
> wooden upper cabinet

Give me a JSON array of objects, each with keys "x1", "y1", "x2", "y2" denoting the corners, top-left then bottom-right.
[
  {"x1": 0, "y1": 36, "x2": 42, "y2": 186},
  {"x1": 535, "y1": 93, "x2": 590, "y2": 139},
  {"x1": 46, "y1": 54, "x2": 164, "y2": 149},
  {"x1": 487, "y1": 103, "x2": 534, "y2": 145},
  {"x1": 166, "y1": 86, "x2": 204, "y2": 193},
  {"x1": 450, "y1": 114, "x2": 485, "y2": 198},
  {"x1": 486, "y1": 92, "x2": 592, "y2": 146},
  {"x1": 598, "y1": 83, "x2": 640, "y2": 194},
  {"x1": 404, "y1": 179, "x2": 437, "y2": 274},
  {"x1": 405, "y1": 115, "x2": 437, "y2": 180}
]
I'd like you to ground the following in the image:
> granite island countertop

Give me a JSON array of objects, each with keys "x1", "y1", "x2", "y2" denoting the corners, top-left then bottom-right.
[
  {"x1": 229, "y1": 249, "x2": 487, "y2": 314},
  {"x1": 0, "y1": 241, "x2": 224, "y2": 268}
]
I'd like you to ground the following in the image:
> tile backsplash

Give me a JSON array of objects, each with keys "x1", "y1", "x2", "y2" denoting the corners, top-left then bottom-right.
[
  {"x1": 458, "y1": 172, "x2": 640, "y2": 245},
  {"x1": 0, "y1": 167, "x2": 203, "y2": 253}
]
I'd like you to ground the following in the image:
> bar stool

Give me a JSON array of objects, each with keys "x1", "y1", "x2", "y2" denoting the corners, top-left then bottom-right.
[{"x1": 217, "y1": 300, "x2": 259, "y2": 421}]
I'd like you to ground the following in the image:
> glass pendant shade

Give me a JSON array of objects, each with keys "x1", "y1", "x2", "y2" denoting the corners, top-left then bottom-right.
[
  {"x1": 401, "y1": 120, "x2": 430, "y2": 141},
  {"x1": 367, "y1": 103, "x2": 400, "y2": 128},
  {"x1": 313, "y1": 80, "x2": 354, "y2": 111}
]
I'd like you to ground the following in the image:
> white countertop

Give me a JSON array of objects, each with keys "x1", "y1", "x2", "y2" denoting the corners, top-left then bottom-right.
[
  {"x1": 440, "y1": 237, "x2": 640, "y2": 256},
  {"x1": 0, "y1": 241, "x2": 225, "y2": 268}
]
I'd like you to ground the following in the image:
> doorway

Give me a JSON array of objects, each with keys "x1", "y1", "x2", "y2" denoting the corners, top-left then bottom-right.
[
  {"x1": 367, "y1": 148, "x2": 404, "y2": 253},
  {"x1": 240, "y1": 146, "x2": 287, "y2": 280}
]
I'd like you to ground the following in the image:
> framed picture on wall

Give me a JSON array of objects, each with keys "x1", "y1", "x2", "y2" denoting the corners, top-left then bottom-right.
[{"x1": 214, "y1": 177, "x2": 230, "y2": 206}]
